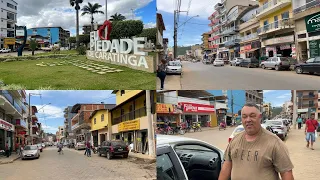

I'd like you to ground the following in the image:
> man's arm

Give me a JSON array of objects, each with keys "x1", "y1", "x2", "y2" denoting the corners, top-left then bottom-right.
[
  {"x1": 218, "y1": 160, "x2": 232, "y2": 180},
  {"x1": 305, "y1": 120, "x2": 308, "y2": 134},
  {"x1": 280, "y1": 170, "x2": 294, "y2": 180}
]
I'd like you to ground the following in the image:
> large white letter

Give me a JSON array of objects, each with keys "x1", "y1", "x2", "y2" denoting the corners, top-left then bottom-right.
[
  {"x1": 120, "y1": 39, "x2": 133, "y2": 54},
  {"x1": 133, "y1": 37, "x2": 147, "y2": 56},
  {"x1": 128, "y1": 55, "x2": 137, "y2": 66},
  {"x1": 120, "y1": 54, "x2": 128, "y2": 64},
  {"x1": 90, "y1": 32, "x2": 95, "y2": 51},
  {"x1": 96, "y1": 41, "x2": 103, "y2": 51},
  {"x1": 102, "y1": 40, "x2": 111, "y2": 52},
  {"x1": 110, "y1": 39, "x2": 120, "y2": 53},
  {"x1": 138, "y1": 56, "x2": 149, "y2": 69}
]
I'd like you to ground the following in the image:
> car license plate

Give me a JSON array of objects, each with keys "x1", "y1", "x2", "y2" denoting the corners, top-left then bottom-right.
[{"x1": 118, "y1": 148, "x2": 123, "y2": 151}]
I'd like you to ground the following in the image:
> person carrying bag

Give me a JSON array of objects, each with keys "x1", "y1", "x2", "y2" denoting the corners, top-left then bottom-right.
[{"x1": 157, "y1": 59, "x2": 167, "y2": 90}]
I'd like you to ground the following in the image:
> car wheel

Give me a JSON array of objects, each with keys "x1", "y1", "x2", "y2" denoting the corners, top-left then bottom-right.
[
  {"x1": 261, "y1": 65, "x2": 265, "y2": 69},
  {"x1": 123, "y1": 154, "x2": 128, "y2": 158},
  {"x1": 247, "y1": 65, "x2": 250, "y2": 68},
  {"x1": 107, "y1": 152, "x2": 112, "y2": 160},
  {"x1": 275, "y1": 65, "x2": 280, "y2": 71},
  {"x1": 295, "y1": 67, "x2": 303, "y2": 74},
  {"x1": 99, "y1": 151, "x2": 101, "y2": 156}
]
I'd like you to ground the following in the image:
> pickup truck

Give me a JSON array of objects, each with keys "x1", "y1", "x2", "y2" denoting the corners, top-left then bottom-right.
[
  {"x1": 157, "y1": 135, "x2": 224, "y2": 180},
  {"x1": 97, "y1": 140, "x2": 129, "y2": 159},
  {"x1": 0, "y1": 48, "x2": 11, "y2": 53}
]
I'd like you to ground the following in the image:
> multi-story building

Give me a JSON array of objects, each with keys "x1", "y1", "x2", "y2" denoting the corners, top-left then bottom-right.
[
  {"x1": 246, "y1": 90, "x2": 264, "y2": 110},
  {"x1": 292, "y1": 0, "x2": 320, "y2": 61},
  {"x1": 110, "y1": 90, "x2": 156, "y2": 156},
  {"x1": 63, "y1": 106, "x2": 76, "y2": 142},
  {"x1": 292, "y1": 90, "x2": 319, "y2": 119},
  {"x1": 58, "y1": 126, "x2": 64, "y2": 142},
  {"x1": 27, "y1": 27, "x2": 70, "y2": 46},
  {"x1": 239, "y1": 5, "x2": 261, "y2": 59},
  {"x1": 0, "y1": 0, "x2": 17, "y2": 49},
  {"x1": 282, "y1": 101, "x2": 293, "y2": 118},
  {"x1": 256, "y1": 0, "x2": 295, "y2": 58},
  {"x1": 201, "y1": 33, "x2": 210, "y2": 56},
  {"x1": 157, "y1": 13, "x2": 166, "y2": 62},
  {"x1": 191, "y1": 44, "x2": 202, "y2": 59},
  {"x1": 82, "y1": 24, "x2": 103, "y2": 35},
  {"x1": 263, "y1": 103, "x2": 272, "y2": 119}
]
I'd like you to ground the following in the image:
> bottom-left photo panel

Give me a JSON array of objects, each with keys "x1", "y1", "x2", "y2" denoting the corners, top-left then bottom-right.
[{"x1": 0, "y1": 90, "x2": 156, "y2": 180}]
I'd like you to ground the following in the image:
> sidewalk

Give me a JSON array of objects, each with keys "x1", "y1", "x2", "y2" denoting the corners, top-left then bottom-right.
[
  {"x1": 156, "y1": 75, "x2": 181, "y2": 90},
  {"x1": 0, "y1": 153, "x2": 20, "y2": 165},
  {"x1": 285, "y1": 127, "x2": 320, "y2": 180}
]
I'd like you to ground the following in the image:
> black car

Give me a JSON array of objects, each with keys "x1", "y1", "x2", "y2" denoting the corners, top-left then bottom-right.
[
  {"x1": 98, "y1": 140, "x2": 129, "y2": 159},
  {"x1": 239, "y1": 58, "x2": 259, "y2": 68},
  {"x1": 295, "y1": 57, "x2": 320, "y2": 75}
]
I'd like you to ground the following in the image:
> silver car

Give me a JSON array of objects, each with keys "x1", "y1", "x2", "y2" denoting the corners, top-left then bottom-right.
[
  {"x1": 265, "y1": 120, "x2": 288, "y2": 140},
  {"x1": 260, "y1": 57, "x2": 291, "y2": 71},
  {"x1": 166, "y1": 61, "x2": 182, "y2": 75},
  {"x1": 22, "y1": 145, "x2": 40, "y2": 160},
  {"x1": 75, "y1": 142, "x2": 86, "y2": 150},
  {"x1": 230, "y1": 57, "x2": 244, "y2": 66}
]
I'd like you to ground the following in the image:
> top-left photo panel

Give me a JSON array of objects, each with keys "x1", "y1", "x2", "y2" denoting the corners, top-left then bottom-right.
[{"x1": 0, "y1": 0, "x2": 157, "y2": 90}]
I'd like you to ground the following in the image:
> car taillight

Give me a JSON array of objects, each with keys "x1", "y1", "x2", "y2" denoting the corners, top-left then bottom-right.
[
  {"x1": 110, "y1": 146, "x2": 114, "y2": 152},
  {"x1": 228, "y1": 138, "x2": 232, "y2": 143},
  {"x1": 126, "y1": 146, "x2": 129, "y2": 151}
]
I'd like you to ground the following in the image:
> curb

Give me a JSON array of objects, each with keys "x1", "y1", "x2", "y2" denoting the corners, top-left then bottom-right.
[
  {"x1": 0, "y1": 156, "x2": 20, "y2": 165},
  {"x1": 129, "y1": 154, "x2": 156, "y2": 164}
]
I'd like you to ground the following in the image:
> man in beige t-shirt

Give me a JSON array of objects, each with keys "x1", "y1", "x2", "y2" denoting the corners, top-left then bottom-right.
[{"x1": 218, "y1": 103, "x2": 294, "y2": 180}]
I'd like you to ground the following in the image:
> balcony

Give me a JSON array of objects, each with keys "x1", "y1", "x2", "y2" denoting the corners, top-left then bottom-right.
[
  {"x1": 71, "y1": 122, "x2": 79, "y2": 131},
  {"x1": 221, "y1": 18, "x2": 227, "y2": 25},
  {"x1": 302, "y1": 94, "x2": 317, "y2": 99},
  {"x1": 220, "y1": 7, "x2": 227, "y2": 14},
  {"x1": 208, "y1": 11, "x2": 218, "y2": 20},
  {"x1": 224, "y1": 38, "x2": 241, "y2": 47},
  {"x1": 208, "y1": 37, "x2": 214, "y2": 41},
  {"x1": 293, "y1": 0, "x2": 320, "y2": 14},
  {"x1": 256, "y1": 0, "x2": 292, "y2": 19},
  {"x1": 112, "y1": 106, "x2": 147, "y2": 125},
  {"x1": 0, "y1": 90, "x2": 23, "y2": 118},
  {"x1": 257, "y1": 18, "x2": 294, "y2": 35},
  {"x1": 215, "y1": 3, "x2": 223, "y2": 10},
  {"x1": 221, "y1": 26, "x2": 239, "y2": 36},
  {"x1": 240, "y1": 33, "x2": 259, "y2": 43}
]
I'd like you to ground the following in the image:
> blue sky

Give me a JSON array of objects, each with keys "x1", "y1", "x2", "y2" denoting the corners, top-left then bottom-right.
[
  {"x1": 263, "y1": 90, "x2": 291, "y2": 107},
  {"x1": 26, "y1": 90, "x2": 116, "y2": 134}
]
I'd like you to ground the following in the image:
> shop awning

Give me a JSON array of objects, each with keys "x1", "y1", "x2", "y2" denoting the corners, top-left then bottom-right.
[{"x1": 246, "y1": 48, "x2": 259, "y2": 52}]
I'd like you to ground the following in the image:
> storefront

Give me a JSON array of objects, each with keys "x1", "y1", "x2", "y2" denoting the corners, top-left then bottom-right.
[
  {"x1": 156, "y1": 103, "x2": 182, "y2": 128},
  {"x1": 97, "y1": 128, "x2": 108, "y2": 146},
  {"x1": 4, "y1": 38, "x2": 15, "y2": 50},
  {"x1": 15, "y1": 119, "x2": 27, "y2": 148},
  {"x1": 240, "y1": 41, "x2": 261, "y2": 59},
  {"x1": 218, "y1": 47, "x2": 229, "y2": 59},
  {"x1": 178, "y1": 102, "x2": 217, "y2": 127},
  {"x1": 263, "y1": 35, "x2": 295, "y2": 58},
  {"x1": 0, "y1": 119, "x2": 15, "y2": 152}
]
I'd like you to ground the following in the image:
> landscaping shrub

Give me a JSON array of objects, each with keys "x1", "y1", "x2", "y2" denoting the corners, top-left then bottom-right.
[{"x1": 76, "y1": 45, "x2": 87, "y2": 55}]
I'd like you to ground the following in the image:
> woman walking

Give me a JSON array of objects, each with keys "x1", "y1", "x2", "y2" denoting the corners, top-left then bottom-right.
[{"x1": 157, "y1": 59, "x2": 167, "y2": 90}]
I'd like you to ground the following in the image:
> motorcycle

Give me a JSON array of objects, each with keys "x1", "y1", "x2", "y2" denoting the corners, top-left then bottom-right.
[
  {"x1": 219, "y1": 123, "x2": 226, "y2": 131},
  {"x1": 174, "y1": 125, "x2": 185, "y2": 135},
  {"x1": 91, "y1": 146, "x2": 97, "y2": 154},
  {"x1": 192, "y1": 122, "x2": 202, "y2": 132}
]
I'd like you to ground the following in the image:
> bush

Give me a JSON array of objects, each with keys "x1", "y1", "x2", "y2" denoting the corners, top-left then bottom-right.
[{"x1": 76, "y1": 45, "x2": 87, "y2": 55}]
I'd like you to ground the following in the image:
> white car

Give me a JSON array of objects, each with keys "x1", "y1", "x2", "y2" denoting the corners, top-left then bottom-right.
[
  {"x1": 166, "y1": 60, "x2": 182, "y2": 75},
  {"x1": 75, "y1": 142, "x2": 86, "y2": 150},
  {"x1": 0, "y1": 48, "x2": 11, "y2": 53},
  {"x1": 213, "y1": 59, "x2": 224, "y2": 66},
  {"x1": 230, "y1": 57, "x2": 244, "y2": 66},
  {"x1": 264, "y1": 120, "x2": 288, "y2": 140},
  {"x1": 21, "y1": 145, "x2": 40, "y2": 160},
  {"x1": 228, "y1": 124, "x2": 272, "y2": 143},
  {"x1": 157, "y1": 135, "x2": 224, "y2": 180}
]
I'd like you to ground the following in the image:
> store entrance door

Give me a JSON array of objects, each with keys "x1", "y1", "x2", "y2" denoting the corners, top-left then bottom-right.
[{"x1": 141, "y1": 131, "x2": 147, "y2": 154}]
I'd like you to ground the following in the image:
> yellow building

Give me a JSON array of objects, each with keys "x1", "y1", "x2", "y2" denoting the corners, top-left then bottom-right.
[
  {"x1": 89, "y1": 108, "x2": 114, "y2": 146},
  {"x1": 256, "y1": 0, "x2": 295, "y2": 58},
  {"x1": 263, "y1": 103, "x2": 272, "y2": 118},
  {"x1": 110, "y1": 90, "x2": 156, "y2": 155},
  {"x1": 201, "y1": 33, "x2": 209, "y2": 50},
  {"x1": 4, "y1": 38, "x2": 16, "y2": 49}
]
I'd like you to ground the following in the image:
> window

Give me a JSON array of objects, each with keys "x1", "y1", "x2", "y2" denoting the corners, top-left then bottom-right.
[
  {"x1": 7, "y1": 12, "x2": 14, "y2": 20},
  {"x1": 120, "y1": 90, "x2": 125, "y2": 96},
  {"x1": 121, "y1": 109, "x2": 124, "y2": 115},
  {"x1": 7, "y1": 3, "x2": 15, "y2": 9},
  {"x1": 94, "y1": 118, "x2": 96, "y2": 124},
  {"x1": 281, "y1": 11, "x2": 289, "y2": 20},
  {"x1": 157, "y1": 154, "x2": 179, "y2": 180},
  {"x1": 101, "y1": 114, "x2": 104, "y2": 122}
]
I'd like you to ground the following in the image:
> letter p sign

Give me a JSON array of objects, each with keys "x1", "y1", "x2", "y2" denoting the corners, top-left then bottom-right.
[{"x1": 98, "y1": 20, "x2": 112, "y2": 40}]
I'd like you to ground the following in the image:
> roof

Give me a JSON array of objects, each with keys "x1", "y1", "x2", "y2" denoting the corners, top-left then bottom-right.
[
  {"x1": 28, "y1": 27, "x2": 67, "y2": 30},
  {"x1": 178, "y1": 90, "x2": 214, "y2": 99},
  {"x1": 110, "y1": 91, "x2": 145, "y2": 111},
  {"x1": 88, "y1": 106, "x2": 116, "y2": 120},
  {"x1": 71, "y1": 104, "x2": 115, "y2": 113},
  {"x1": 157, "y1": 13, "x2": 166, "y2": 30}
]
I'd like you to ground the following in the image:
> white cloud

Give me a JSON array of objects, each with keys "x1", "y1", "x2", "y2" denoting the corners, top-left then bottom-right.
[
  {"x1": 276, "y1": 93, "x2": 291, "y2": 99},
  {"x1": 144, "y1": 22, "x2": 156, "y2": 28},
  {"x1": 263, "y1": 90, "x2": 275, "y2": 93},
  {"x1": 42, "y1": 124, "x2": 58, "y2": 132},
  {"x1": 35, "y1": 105, "x2": 64, "y2": 119}
]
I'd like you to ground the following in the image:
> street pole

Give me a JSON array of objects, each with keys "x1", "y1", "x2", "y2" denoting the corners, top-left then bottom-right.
[
  {"x1": 28, "y1": 94, "x2": 31, "y2": 145},
  {"x1": 231, "y1": 90, "x2": 234, "y2": 125},
  {"x1": 146, "y1": 90, "x2": 155, "y2": 158},
  {"x1": 293, "y1": 90, "x2": 297, "y2": 129},
  {"x1": 174, "y1": 10, "x2": 177, "y2": 59},
  {"x1": 105, "y1": 0, "x2": 108, "y2": 20}
]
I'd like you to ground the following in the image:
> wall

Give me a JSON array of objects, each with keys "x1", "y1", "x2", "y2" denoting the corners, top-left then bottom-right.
[
  {"x1": 226, "y1": 0, "x2": 258, "y2": 11},
  {"x1": 207, "y1": 90, "x2": 246, "y2": 114},
  {"x1": 27, "y1": 28, "x2": 59, "y2": 44},
  {"x1": 115, "y1": 90, "x2": 143, "y2": 106},
  {"x1": 90, "y1": 110, "x2": 109, "y2": 131},
  {"x1": 259, "y1": 5, "x2": 292, "y2": 27}
]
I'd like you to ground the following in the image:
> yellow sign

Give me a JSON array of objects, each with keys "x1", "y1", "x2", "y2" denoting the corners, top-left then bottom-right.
[
  {"x1": 118, "y1": 119, "x2": 140, "y2": 132},
  {"x1": 157, "y1": 103, "x2": 173, "y2": 113},
  {"x1": 4, "y1": 38, "x2": 16, "y2": 45}
]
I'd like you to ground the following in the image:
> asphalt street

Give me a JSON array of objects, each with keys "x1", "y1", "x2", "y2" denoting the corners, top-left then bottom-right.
[
  {"x1": 0, "y1": 147, "x2": 155, "y2": 180},
  {"x1": 160, "y1": 61, "x2": 320, "y2": 90}
]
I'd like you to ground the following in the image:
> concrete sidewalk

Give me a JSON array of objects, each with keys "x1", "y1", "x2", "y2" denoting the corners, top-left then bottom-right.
[
  {"x1": 0, "y1": 153, "x2": 20, "y2": 165},
  {"x1": 156, "y1": 75, "x2": 181, "y2": 90}
]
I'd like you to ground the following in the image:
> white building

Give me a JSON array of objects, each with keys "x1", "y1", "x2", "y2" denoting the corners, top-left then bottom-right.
[{"x1": 0, "y1": 0, "x2": 17, "y2": 48}]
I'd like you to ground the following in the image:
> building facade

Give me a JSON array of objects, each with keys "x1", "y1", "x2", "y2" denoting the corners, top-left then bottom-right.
[
  {"x1": 201, "y1": 32, "x2": 210, "y2": 51},
  {"x1": 27, "y1": 27, "x2": 70, "y2": 46},
  {"x1": 292, "y1": 0, "x2": 320, "y2": 61},
  {"x1": 156, "y1": 13, "x2": 166, "y2": 63},
  {"x1": 263, "y1": 103, "x2": 272, "y2": 119},
  {"x1": 292, "y1": 90, "x2": 319, "y2": 119},
  {"x1": 83, "y1": 24, "x2": 102, "y2": 35},
  {"x1": 0, "y1": 0, "x2": 17, "y2": 49},
  {"x1": 63, "y1": 106, "x2": 76, "y2": 143}
]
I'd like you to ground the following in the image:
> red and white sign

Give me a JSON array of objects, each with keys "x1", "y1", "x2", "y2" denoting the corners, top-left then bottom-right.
[
  {"x1": 0, "y1": 119, "x2": 15, "y2": 132},
  {"x1": 178, "y1": 102, "x2": 215, "y2": 113}
]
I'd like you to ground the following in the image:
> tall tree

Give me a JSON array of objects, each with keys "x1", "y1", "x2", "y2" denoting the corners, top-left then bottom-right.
[
  {"x1": 29, "y1": 39, "x2": 38, "y2": 56},
  {"x1": 110, "y1": 13, "x2": 126, "y2": 22},
  {"x1": 81, "y1": 2, "x2": 104, "y2": 31},
  {"x1": 69, "y1": 0, "x2": 83, "y2": 48}
]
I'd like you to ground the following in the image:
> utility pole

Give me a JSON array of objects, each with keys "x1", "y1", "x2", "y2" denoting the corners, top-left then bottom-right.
[
  {"x1": 146, "y1": 90, "x2": 155, "y2": 158},
  {"x1": 174, "y1": 10, "x2": 177, "y2": 59},
  {"x1": 105, "y1": 0, "x2": 108, "y2": 20},
  {"x1": 231, "y1": 90, "x2": 234, "y2": 125},
  {"x1": 131, "y1": 8, "x2": 134, "y2": 19},
  {"x1": 293, "y1": 90, "x2": 297, "y2": 129}
]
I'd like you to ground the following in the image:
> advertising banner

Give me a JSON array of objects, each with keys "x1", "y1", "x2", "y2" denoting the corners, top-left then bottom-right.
[{"x1": 179, "y1": 102, "x2": 215, "y2": 113}]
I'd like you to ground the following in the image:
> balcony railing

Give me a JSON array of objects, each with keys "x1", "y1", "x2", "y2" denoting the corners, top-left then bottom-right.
[
  {"x1": 241, "y1": 33, "x2": 258, "y2": 42},
  {"x1": 112, "y1": 107, "x2": 147, "y2": 125},
  {"x1": 302, "y1": 95, "x2": 317, "y2": 99},
  {"x1": 72, "y1": 123, "x2": 79, "y2": 130},
  {"x1": 257, "y1": 18, "x2": 294, "y2": 35},
  {"x1": 215, "y1": 3, "x2": 223, "y2": 10},
  {"x1": 0, "y1": 90, "x2": 23, "y2": 114},
  {"x1": 256, "y1": 0, "x2": 291, "y2": 18},
  {"x1": 293, "y1": 0, "x2": 320, "y2": 14},
  {"x1": 225, "y1": 38, "x2": 241, "y2": 47},
  {"x1": 221, "y1": 26, "x2": 239, "y2": 35}
]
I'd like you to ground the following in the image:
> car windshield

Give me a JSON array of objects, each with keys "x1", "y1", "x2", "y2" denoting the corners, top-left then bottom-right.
[
  {"x1": 265, "y1": 121, "x2": 282, "y2": 126},
  {"x1": 280, "y1": 57, "x2": 289, "y2": 61},
  {"x1": 111, "y1": 141, "x2": 126, "y2": 146},
  {"x1": 175, "y1": 145, "x2": 212, "y2": 152},
  {"x1": 168, "y1": 61, "x2": 181, "y2": 66},
  {"x1": 24, "y1": 146, "x2": 37, "y2": 150},
  {"x1": 306, "y1": 58, "x2": 315, "y2": 63}
]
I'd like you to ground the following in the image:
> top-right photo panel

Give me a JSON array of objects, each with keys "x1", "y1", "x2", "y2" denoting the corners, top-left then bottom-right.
[{"x1": 156, "y1": 0, "x2": 320, "y2": 90}]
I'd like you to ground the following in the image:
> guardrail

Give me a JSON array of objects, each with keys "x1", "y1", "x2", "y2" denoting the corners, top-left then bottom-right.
[
  {"x1": 241, "y1": 33, "x2": 258, "y2": 42},
  {"x1": 257, "y1": 0, "x2": 291, "y2": 15},
  {"x1": 293, "y1": 0, "x2": 320, "y2": 14},
  {"x1": 257, "y1": 18, "x2": 294, "y2": 34}
]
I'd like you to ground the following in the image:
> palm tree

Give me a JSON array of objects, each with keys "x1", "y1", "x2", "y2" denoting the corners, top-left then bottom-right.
[
  {"x1": 29, "y1": 38, "x2": 38, "y2": 56},
  {"x1": 81, "y1": 2, "x2": 104, "y2": 32},
  {"x1": 70, "y1": 0, "x2": 83, "y2": 48},
  {"x1": 110, "y1": 13, "x2": 126, "y2": 22}
]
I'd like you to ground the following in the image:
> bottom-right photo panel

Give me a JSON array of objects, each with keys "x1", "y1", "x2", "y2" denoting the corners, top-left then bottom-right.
[{"x1": 156, "y1": 90, "x2": 319, "y2": 180}]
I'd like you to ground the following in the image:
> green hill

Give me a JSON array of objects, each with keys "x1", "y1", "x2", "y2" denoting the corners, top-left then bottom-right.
[{"x1": 177, "y1": 46, "x2": 191, "y2": 55}]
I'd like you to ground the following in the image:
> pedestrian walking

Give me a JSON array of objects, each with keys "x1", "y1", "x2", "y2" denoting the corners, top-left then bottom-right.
[
  {"x1": 305, "y1": 114, "x2": 319, "y2": 150},
  {"x1": 218, "y1": 103, "x2": 294, "y2": 180},
  {"x1": 86, "y1": 141, "x2": 91, "y2": 157},
  {"x1": 297, "y1": 115, "x2": 302, "y2": 129},
  {"x1": 157, "y1": 59, "x2": 167, "y2": 90},
  {"x1": 5, "y1": 141, "x2": 10, "y2": 158}
]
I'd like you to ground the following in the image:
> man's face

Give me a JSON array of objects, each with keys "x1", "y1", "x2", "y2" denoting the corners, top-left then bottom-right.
[
  {"x1": 241, "y1": 106, "x2": 262, "y2": 135},
  {"x1": 311, "y1": 115, "x2": 315, "y2": 119}
]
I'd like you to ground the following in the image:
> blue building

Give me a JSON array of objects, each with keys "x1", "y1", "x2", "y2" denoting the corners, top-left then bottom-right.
[{"x1": 27, "y1": 27, "x2": 70, "y2": 45}]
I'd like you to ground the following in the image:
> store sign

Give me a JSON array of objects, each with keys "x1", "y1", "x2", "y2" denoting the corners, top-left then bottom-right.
[
  {"x1": 156, "y1": 103, "x2": 173, "y2": 113},
  {"x1": 309, "y1": 40, "x2": 320, "y2": 58},
  {"x1": 280, "y1": 45, "x2": 291, "y2": 50},
  {"x1": 305, "y1": 12, "x2": 320, "y2": 33},
  {"x1": 118, "y1": 119, "x2": 140, "y2": 132},
  {"x1": 263, "y1": 35, "x2": 294, "y2": 46},
  {"x1": 244, "y1": 45, "x2": 251, "y2": 51},
  {"x1": 4, "y1": 38, "x2": 15, "y2": 45},
  {"x1": 16, "y1": 30, "x2": 25, "y2": 36},
  {"x1": 18, "y1": 130, "x2": 26, "y2": 135},
  {"x1": 16, "y1": 119, "x2": 27, "y2": 129},
  {"x1": 0, "y1": 119, "x2": 15, "y2": 132},
  {"x1": 179, "y1": 102, "x2": 215, "y2": 113}
]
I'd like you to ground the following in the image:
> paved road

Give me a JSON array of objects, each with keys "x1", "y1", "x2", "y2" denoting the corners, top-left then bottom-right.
[
  {"x1": 0, "y1": 50, "x2": 45, "y2": 57},
  {"x1": 182, "y1": 126, "x2": 319, "y2": 180},
  {"x1": 0, "y1": 147, "x2": 155, "y2": 180},
  {"x1": 166, "y1": 61, "x2": 320, "y2": 90}
]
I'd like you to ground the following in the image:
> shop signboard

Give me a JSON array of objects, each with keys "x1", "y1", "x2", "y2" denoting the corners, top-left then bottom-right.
[
  {"x1": 16, "y1": 30, "x2": 25, "y2": 36},
  {"x1": 156, "y1": 103, "x2": 173, "y2": 113},
  {"x1": 309, "y1": 40, "x2": 320, "y2": 58},
  {"x1": 179, "y1": 102, "x2": 215, "y2": 113},
  {"x1": 0, "y1": 119, "x2": 15, "y2": 132},
  {"x1": 305, "y1": 12, "x2": 320, "y2": 33},
  {"x1": 244, "y1": 45, "x2": 251, "y2": 51},
  {"x1": 118, "y1": 119, "x2": 140, "y2": 132},
  {"x1": 263, "y1": 35, "x2": 294, "y2": 46}
]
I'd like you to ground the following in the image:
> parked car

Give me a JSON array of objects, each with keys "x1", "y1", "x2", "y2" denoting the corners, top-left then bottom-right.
[
  {"x1": 0, "y1": 48, "x2": 11, "y2": 53},
  {"x1": 295, "y1": 56, "x2": 320, "y2": 75},
  {"x1": 213, "y1": 59, "x2": 224, "y2": 66},
  {"x1": 36, "y1": 143, "x2": 43, "y2": 152},
  {"x1": 230, "y1": 57, "x2": 244, "y2": 66},
  {"x1": 166, "y1": 60, "x2": 182, "y2": 75},
  {"x1": 98, "y1": 140, "x2": 129, "y2": 159},
  {"x1": 239, "y1": 58, "x2": 259, "y2": 68},
  {"x1": 264, "y1": 120, "x2": 288, "y2": 140},
  {"x1": 75, "y1": 142, "x2": 86, "y2": 150},
  {"x1": 41, "y1": 143, "x2": 45, "y2": 148},
  {"x1": 260, "y1": 57, "x2": 291, "y2": 71},
  {"x1": 203, "y1": 59, "x2": 212, "y2": 64},
  {"x1": 21, "y1": 145, "x2": 40, "y2": 160},
  {"x1": 228, "y1": 124, "x2": 274, "y2": 143},
  {"x1": 157, "y1": 135, "x2": 224, "y2": 180}
]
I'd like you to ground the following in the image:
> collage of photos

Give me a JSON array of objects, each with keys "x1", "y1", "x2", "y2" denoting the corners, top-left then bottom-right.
[{"x1": 0, "y1": 0, "x2": 319, "y2": 180}]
